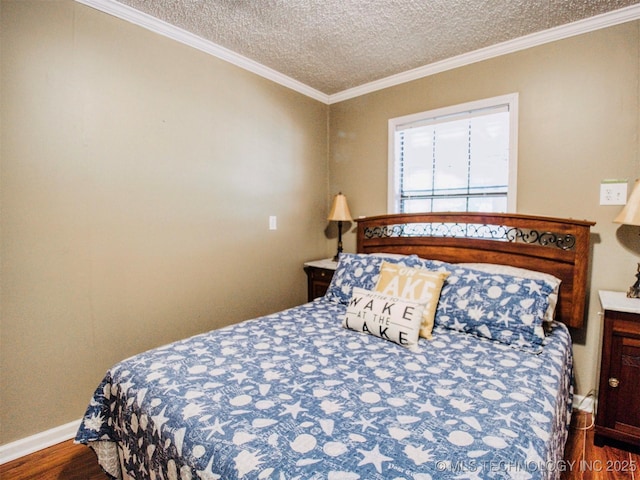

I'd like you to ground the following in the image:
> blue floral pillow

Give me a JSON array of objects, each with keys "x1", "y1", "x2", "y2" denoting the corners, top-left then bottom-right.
[
  {"x1": 424, "y1": 260, "x2": 554, "y2": 353},
  {"x1": 324, "y1": 253, "x2": 424, "y2": 305}
]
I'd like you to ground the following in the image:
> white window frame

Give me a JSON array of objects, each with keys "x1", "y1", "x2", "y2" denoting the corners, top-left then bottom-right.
[{"x1": 388, "y1": 93, "x2": 519, "y2": 214}]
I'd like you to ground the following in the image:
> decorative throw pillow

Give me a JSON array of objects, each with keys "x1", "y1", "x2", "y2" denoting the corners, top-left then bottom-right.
[
  {"x1": 374, "y1": 261, "x2": 449, "y2": 339},
  {"x1": 343, "y1": 287, "x2": 425, "y2": 350},
  {"x1": 423, "y1": 260, "x2": 554, "y2": 353},
  {"x1": 324, "y1": 253, "x2": 425, "y2": 305}
]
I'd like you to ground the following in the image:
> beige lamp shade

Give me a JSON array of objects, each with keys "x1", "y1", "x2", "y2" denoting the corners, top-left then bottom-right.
[
  {"x1": 615, "y1": 179, "x2": 640, "y2": 226},
  {"x1": 327, "y1": 193, "x2": 353, "y2": 222}
]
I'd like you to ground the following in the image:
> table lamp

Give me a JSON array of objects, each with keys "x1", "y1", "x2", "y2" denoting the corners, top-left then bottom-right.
[
  {"x1": 614, "y1": 179, "x2": 640, "y2": 298},
  {"x1": 328, "y1": 193, "x2": 353, "y2": 261}
]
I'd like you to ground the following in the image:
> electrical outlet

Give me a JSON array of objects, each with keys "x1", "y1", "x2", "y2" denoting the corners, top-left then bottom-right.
[
  {"x1": 600, "y1": 181, "x2": 627, "y2": 206},
  {"x1": 269, "y1": 216, "x2": 277, "y2": 230}
]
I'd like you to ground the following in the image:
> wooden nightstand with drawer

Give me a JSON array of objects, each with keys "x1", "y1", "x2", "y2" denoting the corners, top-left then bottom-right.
[
  {"x1": 595, "y1": 290, "x2": 640, "y2": 448},
  {"x1": 303, "y1": 259, "x2": 338, "y2": 302}
]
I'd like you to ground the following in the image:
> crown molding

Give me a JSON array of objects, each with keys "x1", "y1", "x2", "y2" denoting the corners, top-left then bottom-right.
[
  {"x1": 75, "y1": 0, "x2": 640, "y2": 106},
  {"x1": 328, "y1": 3, "x2": 640, "y2": 104},
  {"x1": 74, "y1": 0, "x2": 330, "y2": 104}
]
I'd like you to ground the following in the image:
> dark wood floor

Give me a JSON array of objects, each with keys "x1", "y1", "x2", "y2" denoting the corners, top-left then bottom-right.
[
  {"x1": 562, "y1": 410, "x2": 639, "y2": 480},
  {"x1": 0, "y1": 439, "x2": 106, "y2": 480},
  {"x1": 1, "y1": 411, "x2": 638, "y2": 479}
]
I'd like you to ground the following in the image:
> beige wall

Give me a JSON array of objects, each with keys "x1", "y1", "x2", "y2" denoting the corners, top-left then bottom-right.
[
  {"x1": 0, "y1": 0, "x2": 328, "y2": 444},
  {"x1": 329, "y1": 21, "x2": 640, "y2": 399}
]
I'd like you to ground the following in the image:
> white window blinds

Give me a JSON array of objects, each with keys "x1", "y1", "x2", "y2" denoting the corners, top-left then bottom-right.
[{"x1": 389, "y1": 94, "x2": 518, "y2": 214}]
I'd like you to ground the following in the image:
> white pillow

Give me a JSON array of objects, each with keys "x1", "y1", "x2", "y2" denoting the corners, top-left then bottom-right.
[{"x1": 343, "y1": 287, "x2": 425, "y2": 350}]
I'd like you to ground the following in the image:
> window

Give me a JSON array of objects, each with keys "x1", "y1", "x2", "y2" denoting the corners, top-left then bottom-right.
[{"x1": 388, "y1": 94, "x2": 518, "y2": 214}]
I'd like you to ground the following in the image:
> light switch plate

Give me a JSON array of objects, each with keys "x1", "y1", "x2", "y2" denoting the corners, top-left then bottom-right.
[
  {"x1": 600, "y1": 180, "x2": 627, "y2": 205},
  {"x1": 269, "y1": 216, "x2": 277, "y2": 230}
]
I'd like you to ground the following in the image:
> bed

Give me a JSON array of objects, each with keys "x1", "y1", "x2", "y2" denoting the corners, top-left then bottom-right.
[{"x1": 75, "y1": 212, "x2": 595, "y2": 480}]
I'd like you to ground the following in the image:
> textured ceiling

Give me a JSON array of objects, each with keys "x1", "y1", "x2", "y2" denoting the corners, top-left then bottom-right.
[{"x1": 113, "y1": 0, "x2": 639, "y2": 95}]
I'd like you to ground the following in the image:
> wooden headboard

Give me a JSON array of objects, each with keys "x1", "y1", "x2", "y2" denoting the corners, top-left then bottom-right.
[{"x1": 356, "y1": 212, "x2": 595, "y2": 329}]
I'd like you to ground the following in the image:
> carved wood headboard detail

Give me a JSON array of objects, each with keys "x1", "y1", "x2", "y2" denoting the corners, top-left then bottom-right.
[{"x1": 356, "y1": 212, "x2": 595, "y2": 329}]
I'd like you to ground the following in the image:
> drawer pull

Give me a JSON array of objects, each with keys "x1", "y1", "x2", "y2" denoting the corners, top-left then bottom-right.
[{"x1": 608, "y1": 377, "x2": 620, "y2": 388}]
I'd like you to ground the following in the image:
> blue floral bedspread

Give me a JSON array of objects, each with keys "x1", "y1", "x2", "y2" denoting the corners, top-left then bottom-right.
[{"x1": 75, "y1": 298, "x2": 573, "y2": 480}]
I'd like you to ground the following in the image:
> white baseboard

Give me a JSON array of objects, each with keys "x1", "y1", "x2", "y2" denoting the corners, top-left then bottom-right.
[
  {"x1": 573, "y1": 393, "x2": 596, "y2": 413},
  {"x1": 0, "y1": 419, "x2": 81, "y2": 465}
]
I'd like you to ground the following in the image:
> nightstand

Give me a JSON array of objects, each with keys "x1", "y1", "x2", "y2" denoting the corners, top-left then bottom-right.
[
  {"x1": 595, "y1": 291, "x2": 640, "y2": 447},
  {"x1": 303, "y1": 259, "x2": 338, "y2": 302}
]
